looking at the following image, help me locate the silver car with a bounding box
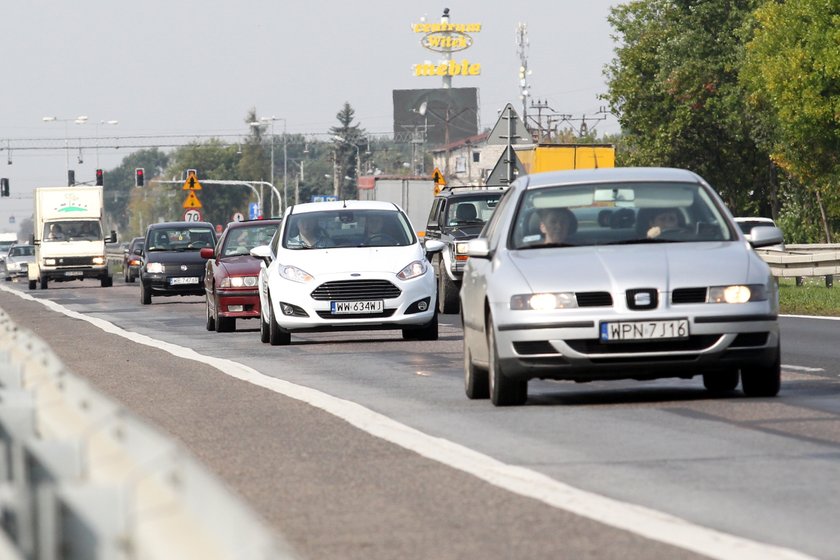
[2,244,35,281]
[461,167,785,406]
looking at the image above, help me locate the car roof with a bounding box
[734,217,775,224]
[287,200,401,215]
[521,167,705,189]
[224,218,282,229]
[436,186,508,199]
[147,221,214,230]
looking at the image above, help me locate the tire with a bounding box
[205,294,216,331]
[741,345,781,397]
[123,267,129,283]
[416,310,439,341]
[259,305,270,343]
[464,343,489,399]
[438,265,460,315]
[140,281,152,305]
[39,274,48,290]
[703,369,740,393]
[487,315,527,406]
[28,279,36,290]
[268,299,291,346]
[101,275,113,288]
[127,271,135,283]
[215,298,235,333]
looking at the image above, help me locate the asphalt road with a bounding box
[1,277,838,560]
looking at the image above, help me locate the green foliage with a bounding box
[604,0,778,214]
[741,0,840,181]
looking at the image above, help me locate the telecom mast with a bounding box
[516,22,531,127]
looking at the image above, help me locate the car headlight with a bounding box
[93,256,105,265]
[279,264,313,283]
[454,241,470,262]
[708,284,767,303]
[146,262,164,273]
[45,258,56,266]
[510,292,578,310]
[397,260,427,280]
[220,275,258,288]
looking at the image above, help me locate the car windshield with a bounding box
[445,195,501,227]
[510,181,734,249]
[221,224,280,256]
[147,227,214,251]
[9,245,34,257]
[43,220,102,242]
[283,210,415,249]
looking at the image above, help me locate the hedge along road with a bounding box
[0,281,831,560]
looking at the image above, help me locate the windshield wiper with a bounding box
[519,242,577,250]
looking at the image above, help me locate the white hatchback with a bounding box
[251,200,444,345]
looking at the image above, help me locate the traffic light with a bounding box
[68,169,75,186]
[0,178,8,197]
[95,169,104,186]
[135,168,145,187]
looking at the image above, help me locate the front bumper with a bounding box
[269,273,436,332]
[143,272,205,296]
[490,302,780,382]
[217,289,261,318]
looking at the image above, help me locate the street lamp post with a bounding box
[42,115,88,177]
[251,116,287,216]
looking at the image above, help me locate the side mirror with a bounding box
[467,238,491,259]
[250,244,272,265]
[105,230,118,244]
[749,226,784,249]
[199,247,215,259]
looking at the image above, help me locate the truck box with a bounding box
[515,143,616,173]
[28,186,117,289]
[357,176,436,235]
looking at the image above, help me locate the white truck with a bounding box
[28,186,117,290]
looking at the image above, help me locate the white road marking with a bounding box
[782,364,825,373]
[1,285,816,560]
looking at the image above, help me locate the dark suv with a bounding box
[424,186,505,313]
[139,221,217,305]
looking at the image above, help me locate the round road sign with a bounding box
[184,209,202,222]
[233,212,244,222]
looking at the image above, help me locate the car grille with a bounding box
[575,291,613,307]
[315,309,396,319]
[54,256,96,266]
[565,335,721,354]
[311,280,402,301]
[672,287,708,304]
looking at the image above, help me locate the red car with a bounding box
[201,219,281,332]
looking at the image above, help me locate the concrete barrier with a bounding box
[0,309,297,560]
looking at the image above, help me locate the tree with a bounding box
[603,0,776,214]
[329,102,367,200]
[741,0,840,241]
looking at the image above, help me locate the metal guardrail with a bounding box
[0,308,297,560]
[756,244,840,287]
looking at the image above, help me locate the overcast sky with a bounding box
[0,0,624,233]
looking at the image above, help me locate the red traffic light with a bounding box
[95,169,104,186]
[135,168,145,187]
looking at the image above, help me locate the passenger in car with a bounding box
[538,207,577,245]
[640,208,685,239]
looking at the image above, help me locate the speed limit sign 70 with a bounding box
[184,209,202,222]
